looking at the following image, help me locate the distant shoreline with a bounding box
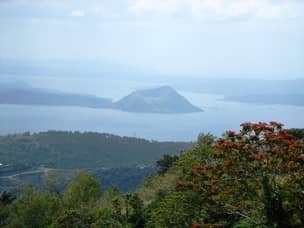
[222,94,304,107]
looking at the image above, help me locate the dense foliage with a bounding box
[1,123,303,227]
[1,171,146,227]
[156,154,179,174]
[180,122,304,227]
[139,122,304,227]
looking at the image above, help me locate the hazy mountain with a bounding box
[0,84,112,109]
[114,86,202,113]
[2,60,303,97]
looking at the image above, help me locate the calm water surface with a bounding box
[1,92,303,141]
[1,75,303,141]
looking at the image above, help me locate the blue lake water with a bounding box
[1,75,303,141]
[1,92,303,141]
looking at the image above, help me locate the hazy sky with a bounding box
[0,0,304,79]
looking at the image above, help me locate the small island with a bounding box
[114,86,202,113]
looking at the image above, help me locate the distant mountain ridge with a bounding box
[0,84,202,113]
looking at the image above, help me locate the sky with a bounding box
[0,0,304,79]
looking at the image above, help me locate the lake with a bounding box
[1,75,303,141]
[1,91,303,141]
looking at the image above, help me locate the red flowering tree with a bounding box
[182,122,304,227]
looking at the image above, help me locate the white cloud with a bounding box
[129,0,301,20]
[70,10,86,17]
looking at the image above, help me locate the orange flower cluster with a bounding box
[215,140,240,149]
[176,180,190,188]
[214,122,304,170]
[269,121,284,128]
[224,159,232,167]
[251,151,266,163]
[266,130,294,142]
[192,164,217,172]
[178,122,304,226]
[271,147,283,155]
[226,130,237,137]
[240,121,284,134]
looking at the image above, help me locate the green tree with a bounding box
[183,122,304,227]
[0,191,15,205]
[197,133,216,146]
[50,208,94,228]
[157,154,179,175]
[125,193,145,228]
[0,191,15,227]
[64,171,101,208]
[288,128,304,141]
[91,207,124,228]
[146,191,201,228]
[8,187,59,228]
[43,170,64,197]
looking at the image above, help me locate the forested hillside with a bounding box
[0,131,193,192]
[1,123,303,227]
[0,131,192,168]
